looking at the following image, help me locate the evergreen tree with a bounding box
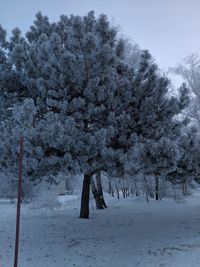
[0,12,133,218]
[167,126,200,193]
[121,52,190,198]
[0,12,190,217]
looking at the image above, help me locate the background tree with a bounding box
[167,126,200,193]
[172,54,200,126]
[116,51,190,199]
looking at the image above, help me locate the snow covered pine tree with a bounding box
[0,12,135,218]
[0,12,190,217]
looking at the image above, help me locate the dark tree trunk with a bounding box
[96,173,107,208]
[143,175,149,203]
[79,173,91,218]
[182,183,189,195]
[133,178,140,196]
[155,176,159,200]
[108,177,115,197]
[108,177,112,195]
[90,176,104,209]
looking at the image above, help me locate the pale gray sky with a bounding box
[0,0,200,70]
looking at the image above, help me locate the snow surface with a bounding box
[1,192,200,267]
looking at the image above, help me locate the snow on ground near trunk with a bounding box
[1,192,200,267]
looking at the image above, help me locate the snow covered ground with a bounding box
[1,191,200,267]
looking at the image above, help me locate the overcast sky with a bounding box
[0,0,199,71]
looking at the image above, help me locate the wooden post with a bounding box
[14,137,23,267]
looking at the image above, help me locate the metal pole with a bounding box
[14,137,23,267]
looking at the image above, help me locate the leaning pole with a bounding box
[14,137,23,267]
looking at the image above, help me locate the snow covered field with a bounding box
[1,192,200,267]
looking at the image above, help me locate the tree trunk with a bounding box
[133,178,140,196]
[90,176,104,209]
[96,173,107,208]
[182,183,189,195]
[108,177,112,195]
[143,175,149,203]
[114,179,120,199]
[120,179,126,198]
[108,177,115,197]
[79,173,91,218]
[155,176,159,200]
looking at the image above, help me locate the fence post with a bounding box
[14,137,23,267]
